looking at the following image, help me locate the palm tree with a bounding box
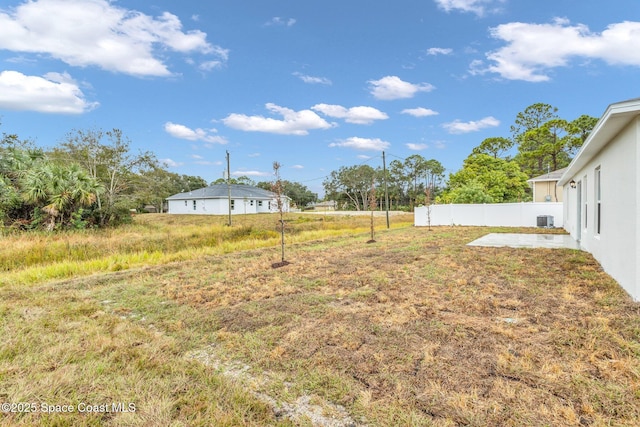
[20,160,103,229]
[2,145,103,229]
[43,163,103,228]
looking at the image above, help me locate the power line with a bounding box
[297,154,382,184]
[386,152,407,162]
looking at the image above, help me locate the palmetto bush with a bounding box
[1,147,103,230]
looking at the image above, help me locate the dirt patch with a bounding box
[186,344,362,427]
[271,260,292,269]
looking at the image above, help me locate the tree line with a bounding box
[438,103,597,204]
[323,103,599,209]
[1,102,599,229]
[1,125,320,230]
[322,155,445,211]
[1,127,207,230]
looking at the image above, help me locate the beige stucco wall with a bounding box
[532,181,563,202]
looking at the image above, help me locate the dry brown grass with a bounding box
[1,221,639,426]
[0,213,413,286]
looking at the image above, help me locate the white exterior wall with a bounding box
[563,118,639,300]
[167,197,288,215]
[414,203,563,227]
[167,199,196,214]
[234,198,258,215]
[167,198,255,215]
[256,199,271,213]
[167,198,228,215]
[267,197,291,213]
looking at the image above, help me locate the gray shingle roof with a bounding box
[166,184,279,200]
[527,167,568,183]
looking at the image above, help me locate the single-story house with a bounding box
[558,97,640,301]
[166,184,290,215]
[528,167,567,202]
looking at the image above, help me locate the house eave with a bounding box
[558,98,640,186]
[166,195,274,201]
[527,178,561,183]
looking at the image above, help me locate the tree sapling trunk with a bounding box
[425,186,433,231]
[271,161,290,268]
[367,180,376,243]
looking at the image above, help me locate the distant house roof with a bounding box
[527,167,567,183]
[166,184,283,201]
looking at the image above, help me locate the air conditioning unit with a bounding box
[537,215,554,228]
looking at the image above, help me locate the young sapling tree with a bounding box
[367,180,376,243]
[424,186,433,231]
[271,161,289,268]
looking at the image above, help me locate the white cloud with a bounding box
[194,160,222,166]
[357,155,371,160]
[161,158,183,168]
[6,55,36,64]
[232,170,271,177]
[291,165,304,169]
[164,122,227,144]
[407,143,429,150]
[401,107,439,117]
[199,61,225,71]
[312,104,388,125]
[0,70,97,114]
[0,0,226,77]
[329,137,390,151]
[265,17,296,27]
[434,140,447,149]
[293,72,332,85]
[434,0,504,17]
[426,47,453,56]
[443,116,500,134]
[473,19,640,82]
[248,153,261,158]
[368,76,434,100]
[222,103,333,135]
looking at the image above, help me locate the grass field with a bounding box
[1,213,639,426]
[0,213,411,286]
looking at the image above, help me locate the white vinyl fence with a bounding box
[414,202,563,228]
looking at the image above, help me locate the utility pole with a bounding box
[382,151,390,229]
[226,150,232,226]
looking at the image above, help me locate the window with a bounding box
[595,166,601,234]
[258,200,263,207]
[193,200,197,211]
[231,200,235,210]
[184,201,187,206]
[250,200,254,206]
[583,175,588,229]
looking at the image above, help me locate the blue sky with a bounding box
[1,0,640,195]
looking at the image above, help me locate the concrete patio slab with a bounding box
[467,233,581,250]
